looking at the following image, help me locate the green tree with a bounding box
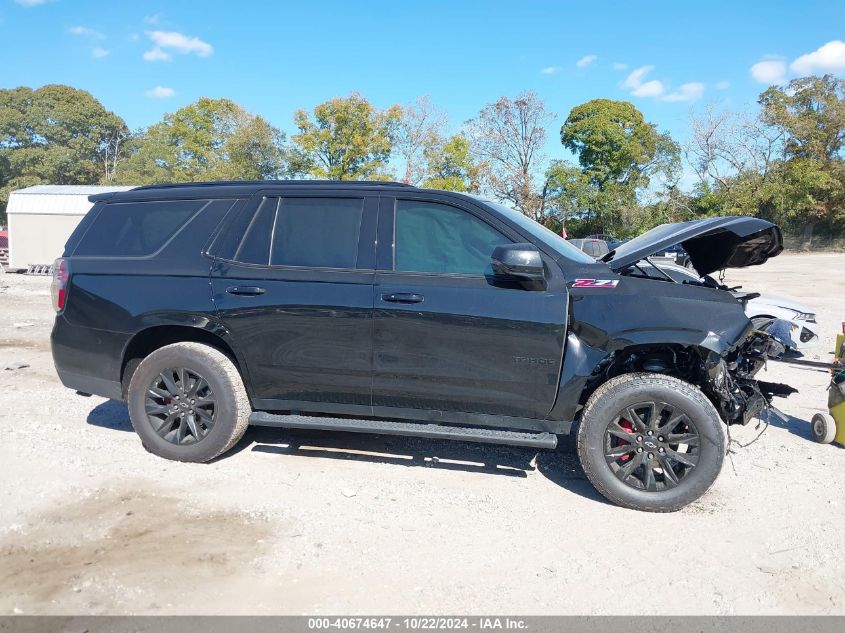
[115,97,286,184]
[557,99,680,235]
[758,75,845,240]
[542,161,594,234]
[0,84,128,220]
[290,93,401,180]
[422,135,485,192]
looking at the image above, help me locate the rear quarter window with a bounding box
[74,199,208,257]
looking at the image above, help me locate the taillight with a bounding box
[51,258,69,312]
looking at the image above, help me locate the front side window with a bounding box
[394,200,511,275]
[224,196,364,269]
[74,199,207,257]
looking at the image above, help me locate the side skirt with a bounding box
[249,412,559,449]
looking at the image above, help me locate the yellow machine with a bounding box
[812,332,845,445]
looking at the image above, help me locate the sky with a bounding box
[2,0,845,186]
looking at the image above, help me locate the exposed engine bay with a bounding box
[705,319,798,425]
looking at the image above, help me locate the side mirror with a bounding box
[491,243,545,283]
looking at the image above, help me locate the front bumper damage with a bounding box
[704,319,798,425]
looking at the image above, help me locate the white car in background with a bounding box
[634,261,819,351]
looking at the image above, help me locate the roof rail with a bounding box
[131,180,414,191]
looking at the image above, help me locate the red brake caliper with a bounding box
[617,419,635,462]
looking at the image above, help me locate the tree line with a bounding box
[1,77,844,242]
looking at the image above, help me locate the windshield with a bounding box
[472,197,596,264]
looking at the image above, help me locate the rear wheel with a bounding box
[577,373,725,512]
[127,342,251,462]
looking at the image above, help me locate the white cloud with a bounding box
[575,54,597,68]
[15,0,50,6]
[750,58,787,84]
[716,80,731,90]
[145,85,175,98]
[612,62,628,70]
[91,47,109,58]
[662,82,704,102]
[68,25,104,39]
[540,66,561,74]
[143,13,162,25]
[146,30,213,57]
[633,80,665,97]
[790,40,845,75]
[143,46,171,62]
[622,65,665,97]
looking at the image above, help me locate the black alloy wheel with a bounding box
[604,401,701,492]
[145,367,216,445]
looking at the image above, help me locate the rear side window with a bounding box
[220,196,364,268]
[394,200,510,275]
[74,200,206,257]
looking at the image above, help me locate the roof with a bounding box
[132,179,414,191]
[89,179,427,203]
[11,185,136,196]
[7,185,136,216]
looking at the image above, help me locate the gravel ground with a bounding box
[0,252,843,616]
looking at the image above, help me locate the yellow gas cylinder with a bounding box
[832,332,845,444]
[833,401,845,445]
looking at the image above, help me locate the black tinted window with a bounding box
[270,198,363,268]
[75,200,206,257]
[394,200,510,275]
[233,197,276,264]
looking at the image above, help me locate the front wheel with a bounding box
[127,342,251,463]
[577,373,725,512]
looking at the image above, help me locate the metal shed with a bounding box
[5,185,134,270]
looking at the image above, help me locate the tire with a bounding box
[576,373,725,512]
[127,342,251,463]
[811,412,836,444]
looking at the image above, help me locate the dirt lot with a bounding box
[0,252,843,616]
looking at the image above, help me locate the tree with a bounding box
[543,160,593,234]
[758,75,845,240]
[395,96,446,185]
[558,99,680,235]
[422,135,486,192]
[290,93,401,180]
[114,98,286,184]
[0,84,129,219]
[686,106,782,195]
[467,92,553,220]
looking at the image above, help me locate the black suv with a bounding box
[51,181,790,511]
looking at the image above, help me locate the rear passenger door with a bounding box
[209,191,377,413]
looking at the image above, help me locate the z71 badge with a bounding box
[572,278,619,289]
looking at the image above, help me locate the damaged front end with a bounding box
[704,318,798,425]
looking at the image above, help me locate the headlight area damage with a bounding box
[703,319,798,426]
[581,214,799,428]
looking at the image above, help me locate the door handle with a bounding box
[226,286,266,297]
[382,292,424,304]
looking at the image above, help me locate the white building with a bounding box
[6,185,134,270]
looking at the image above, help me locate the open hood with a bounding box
[603,216,783,276]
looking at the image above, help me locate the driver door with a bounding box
[371,194,568,421]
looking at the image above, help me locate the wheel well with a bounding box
[750,314,775,322]
[579,344,708,407]
[121,326,241,397]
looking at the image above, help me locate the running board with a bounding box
[249,412,558,449]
